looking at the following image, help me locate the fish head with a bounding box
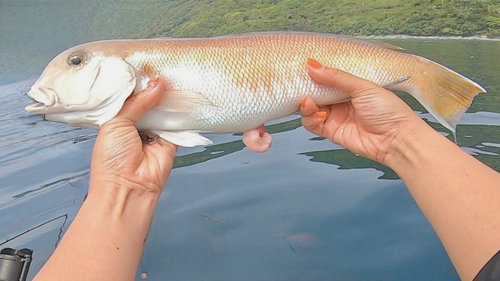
[25,42,139,128]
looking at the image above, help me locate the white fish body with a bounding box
[25,32,486,147]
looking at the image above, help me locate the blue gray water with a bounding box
[1,1,499,280]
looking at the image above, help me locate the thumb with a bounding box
[306,58,379,99]
[116,78,165,125]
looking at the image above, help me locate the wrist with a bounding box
[89,172,163,196]
[85,178,161,227]
[88,177,161,203]
[86,175,162,218]
[384,121,447,175]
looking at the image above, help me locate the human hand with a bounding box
[90,78,178,194]
[300,59,429,165]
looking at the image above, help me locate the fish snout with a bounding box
[24,87,58,113]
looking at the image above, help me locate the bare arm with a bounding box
[387,124,500,281]
[34,79,178,281]
[34,184,160,281]
[300,59,500,281]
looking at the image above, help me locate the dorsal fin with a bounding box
[204,32,408,51]
[328,34,406,51]
[360,39,406,51]
[149,32,407,51]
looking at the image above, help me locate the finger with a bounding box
[152,138,178,171]
[299,97,319,117]
[301,106,330,137]
[307,58,379,99]
[117,78,166,125]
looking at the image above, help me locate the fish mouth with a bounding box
[25,87,58,113]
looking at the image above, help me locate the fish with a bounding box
[25,32,486,148]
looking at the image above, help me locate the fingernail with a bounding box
[300,98,307,108]
[316,111,327,118]
[307,58,323,69]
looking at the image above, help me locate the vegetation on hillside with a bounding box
[2,0,499,84]
[136,0,500,39]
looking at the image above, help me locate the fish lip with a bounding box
[24,87,58,113]
[25,102,47,113]
[24,92,45,112]
[24,92,37,103]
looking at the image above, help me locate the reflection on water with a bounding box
[175,139,245,168]
[1,4,500,279]
[303,149,399,180]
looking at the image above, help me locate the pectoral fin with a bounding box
[153,130,213,147]
[159,90,217,112]
[137,90,216,147]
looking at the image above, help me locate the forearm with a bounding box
[34,183,160,281]
[387,125,500,281]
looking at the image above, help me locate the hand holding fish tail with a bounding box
[90,78,178,193]
[300,58,426,165]
[301,59,500,281]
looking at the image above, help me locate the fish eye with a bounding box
[67,52,87,66]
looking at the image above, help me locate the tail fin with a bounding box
[393,58,486,138]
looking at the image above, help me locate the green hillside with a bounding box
[139,0,500,38]
[1,0,499,84]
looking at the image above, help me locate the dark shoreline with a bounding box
[360,35,500,41]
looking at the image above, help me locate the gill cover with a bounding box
[81,56,137,126]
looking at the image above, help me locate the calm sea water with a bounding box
[1,1,499,280]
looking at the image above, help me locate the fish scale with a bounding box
[127,34,404,132]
